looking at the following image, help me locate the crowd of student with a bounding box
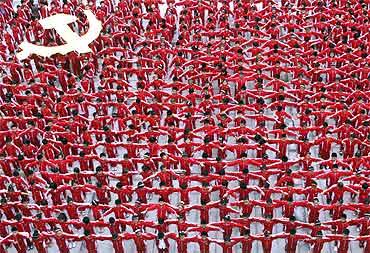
[1,0,370,252]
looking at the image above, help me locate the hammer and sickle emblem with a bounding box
[16,10,102,60]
